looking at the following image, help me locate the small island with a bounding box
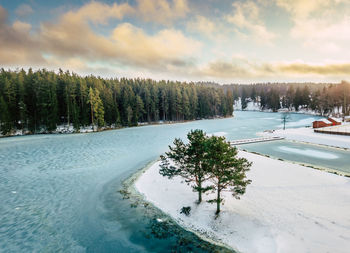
[135,130,350,253]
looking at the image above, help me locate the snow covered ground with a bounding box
[135,151,350,253]
[315,124,350,135]
[259,127,350,149]
[234,99,261,111]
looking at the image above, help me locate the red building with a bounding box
[313,118,341,128]
[328,118,341,126]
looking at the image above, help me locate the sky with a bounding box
[0,0,349,83]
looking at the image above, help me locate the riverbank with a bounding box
[119,161,233,252]
[135,151,350,253]
[0,115,232,139]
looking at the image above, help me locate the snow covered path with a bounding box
[135,151,350,253]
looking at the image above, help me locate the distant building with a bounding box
[328,118,342,126]
[312,119,333,128]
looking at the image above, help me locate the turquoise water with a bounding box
[1,111,347,252]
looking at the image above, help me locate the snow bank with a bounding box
[234,98,261,111]
[260,127,350,149]
[316,124,350,135]
[135,152,350,253]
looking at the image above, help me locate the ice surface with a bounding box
[278,117,318,128]
[0,111,343,252]
[278,146,339,159]
[207,131,227,137]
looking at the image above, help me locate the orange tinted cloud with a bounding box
[198,59,350,80]
[0,2,198,72]
[0,6,45,65]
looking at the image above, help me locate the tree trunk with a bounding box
[216,187,221,214]
[198,178,202,204]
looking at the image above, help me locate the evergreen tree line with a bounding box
[0,69,234,135]
[225,81,350,115]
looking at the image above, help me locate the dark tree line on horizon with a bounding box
[0,69,234,135]
[224,81,350,115]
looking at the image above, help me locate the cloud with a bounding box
[60,1,133,25]
[0,2,199,72]
[226,1,276,45]
[0,5,7,24]
[277,62,350,75]
[15,4,33,17]
[197,58,350,80]
[111,23,200,67]
[187,15,216,37]
[2,1,349,83]
[136,0,189,24]
[39,1,199,69]
[40,0,188,27]
[275,0,328,19]
[199,60,251,78]
[275,0,350,52]
[274,0,348,19]
[0,6,45,65]
[291,18,350,53]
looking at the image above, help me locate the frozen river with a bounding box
[241,140,350,174]
[1,111,349,252]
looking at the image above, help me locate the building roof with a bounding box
[329,117,342,123]
[314,119,332,124]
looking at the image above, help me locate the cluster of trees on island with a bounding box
[160,130,251,215]
[225,81,350,115]
[0,69,234,135]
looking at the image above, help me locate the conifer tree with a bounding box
[160,129,212,203]
[134,95,145,124]
[241,87,248,110]
[0,96,11,135]
[126,106,133,126]
[88,87,95,128]
[94,89,105,127]
[88,87,105,129]
[206,136,252,215]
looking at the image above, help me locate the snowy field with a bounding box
[260,127,350,149]
[135,151,350,253]
[315,124,350,135]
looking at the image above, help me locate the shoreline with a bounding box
[134,151,350,253]
[0,115,233,139]
[120,160,235,252]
